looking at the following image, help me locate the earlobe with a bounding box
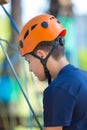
[36,50,47,59]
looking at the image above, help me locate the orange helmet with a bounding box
[18,14,66,56]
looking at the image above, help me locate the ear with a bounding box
[36,49,48,59]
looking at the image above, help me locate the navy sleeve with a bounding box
[43,86,76,127]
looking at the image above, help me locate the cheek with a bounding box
[30,61,46,80]
[38,66,47,81]
[35,62,44,74]
[29,60,41,72]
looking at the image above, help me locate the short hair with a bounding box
[33,36,65,60]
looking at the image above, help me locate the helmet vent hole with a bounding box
[24,30,29,39]
[31,24,37,31]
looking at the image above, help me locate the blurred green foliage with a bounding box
[79,49,87,70]
[0,16,11,62]
[0,16,11,40]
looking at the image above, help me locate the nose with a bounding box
[29,65,32,72]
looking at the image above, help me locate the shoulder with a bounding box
[44,64,87,99]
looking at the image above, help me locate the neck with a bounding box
[47,56,69,79]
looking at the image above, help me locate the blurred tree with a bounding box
[0,1,22,129]
[11,0,22,44]
[57,0,73,16]
[7,0,22,74]
[49,0,60,17]
[49,0,73,17]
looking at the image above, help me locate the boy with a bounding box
[18,14,87,130]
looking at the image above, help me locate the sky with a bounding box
[22,0,87,23]
[72,0,87,15]
[0,0,87,23]
[21,0,49,24]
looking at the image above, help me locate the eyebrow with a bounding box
[25,56,30,62]
[25,57,27,61]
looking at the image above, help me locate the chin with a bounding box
[38,76,46,81]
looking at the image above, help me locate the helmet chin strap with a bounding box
[30,52,51,85]
[30,40,60,85]
[40,57,51,85]
[30,36,64,84]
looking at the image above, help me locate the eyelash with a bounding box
[27,61,30,64]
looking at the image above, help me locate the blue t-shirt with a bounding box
[43,64,87,130]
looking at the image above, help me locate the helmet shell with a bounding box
[18,14,66,56]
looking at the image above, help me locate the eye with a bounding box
[28,61,30,64]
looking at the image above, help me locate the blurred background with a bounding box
[0,0,87,130]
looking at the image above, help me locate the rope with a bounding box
[1,5,43,130]
[1,5,19,34]
[0,41,43,130]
